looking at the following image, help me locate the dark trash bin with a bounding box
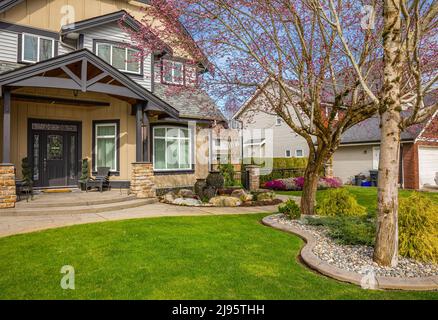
[354,175,364,186]
[370,170,379,187]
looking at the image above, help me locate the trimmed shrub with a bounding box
[219,163,236,187]
[399,193,438,263]
[279,199,301,220]
[306,215,375,246]
[316,188,366,217]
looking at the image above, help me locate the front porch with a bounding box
[0,50,179,208]
[1,189,157,216]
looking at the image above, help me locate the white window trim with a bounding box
[153,126,192,172]
[295,149,304,158]
[285,150,292,158]
[22,33,55,63]
[96,42,141,75]
[95,123,118,172]
[162,60,185,85]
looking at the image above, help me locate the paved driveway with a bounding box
[0,201,283,238]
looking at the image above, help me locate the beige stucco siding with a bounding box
[333,145,375,183]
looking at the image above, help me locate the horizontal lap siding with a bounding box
[82,23,152,91]
[0,30,18,62]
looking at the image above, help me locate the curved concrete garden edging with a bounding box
[262,215,438,291]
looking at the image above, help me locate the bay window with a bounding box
[153,127,192,171]
[96,42,141,74]
[94,122,118,172]
[22,34,54,63]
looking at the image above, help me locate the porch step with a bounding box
[1,198,158,217]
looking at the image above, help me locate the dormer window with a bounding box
[22,34,54,63]
[96,42,141,75]
[163,60,184,85]
[162,59,198,86]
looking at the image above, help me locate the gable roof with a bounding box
[0,49,179,118]
[0,0,24,13]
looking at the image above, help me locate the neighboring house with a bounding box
[232,81,309,161]
[0,0,225,201]
[333,112,438,189]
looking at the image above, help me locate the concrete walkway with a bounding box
[0,200,282,238]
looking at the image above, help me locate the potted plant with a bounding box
[79,158,90,191]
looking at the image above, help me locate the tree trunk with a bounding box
[301,152,325,215]
[373,0,402,267]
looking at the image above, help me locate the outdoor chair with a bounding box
[86,167,111,193]
[15,179,33,202]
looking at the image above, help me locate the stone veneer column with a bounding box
[0,164,17,209]
[246,165,261,191]
[130,162,156,198]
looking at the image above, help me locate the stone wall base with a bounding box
[0,164,17,209]
[130,163,156,198]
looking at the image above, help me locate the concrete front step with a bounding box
[1,198,158,217]
[17,195,139,208]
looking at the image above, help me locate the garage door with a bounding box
[419,147,438,187]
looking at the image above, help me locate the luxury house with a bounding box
[0,0,226,209]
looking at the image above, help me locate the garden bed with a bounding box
[160,188,283,207]
[272,214,438,278]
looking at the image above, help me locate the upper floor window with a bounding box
[96,42,141,74]
[22,34,54,63]
[295,149,304,158]
[163,60,184,85]
[162,59,198,86]
[276,116,282,126]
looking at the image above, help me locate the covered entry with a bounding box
[0,49,179,188]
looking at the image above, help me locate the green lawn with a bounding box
[278,186,438,213]
[0,213,437,299]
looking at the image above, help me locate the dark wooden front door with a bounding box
[29,120,81,188]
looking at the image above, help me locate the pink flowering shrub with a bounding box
[264,177,343,191]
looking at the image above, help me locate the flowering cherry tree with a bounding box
[126,1,437,266]
[125,0,386,217]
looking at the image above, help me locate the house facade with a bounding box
[0,0,226,208]
[232,81,309,161]
[333,113,438,189]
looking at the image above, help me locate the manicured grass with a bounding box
[277,186,438,214]
[0,214,437,299]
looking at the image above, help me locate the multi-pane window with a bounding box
[162,60,184,85]
[95,123,117,171]
[295,149,304,158]
[96,42,141,74]
[153,127,191,171]
[22,34,54,63]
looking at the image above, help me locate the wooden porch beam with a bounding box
[135,102,143,162]
[60,66,82,87]
[81,59,87,92]
[142,104,150,163]
[2,87,11,163]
